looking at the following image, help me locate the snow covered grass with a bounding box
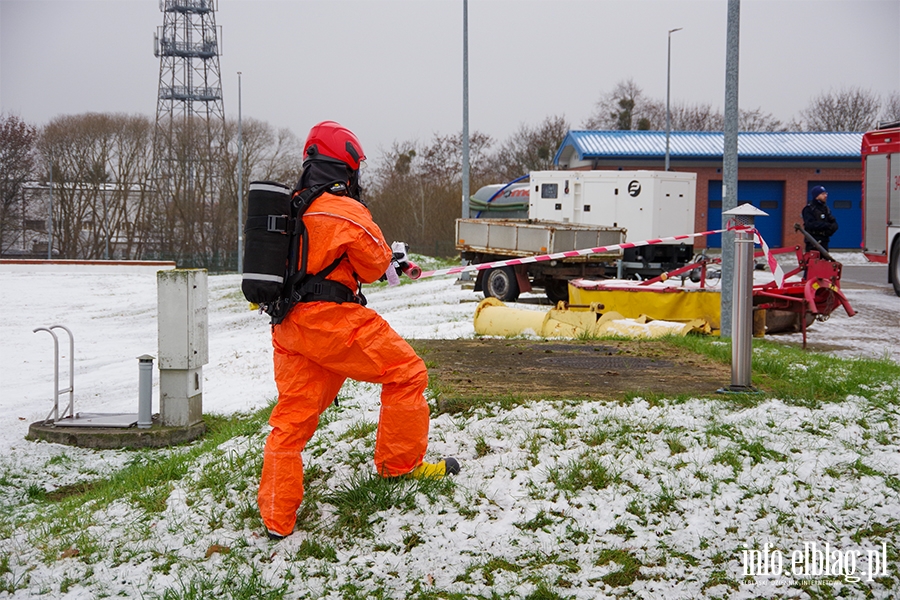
[0,263,899,599]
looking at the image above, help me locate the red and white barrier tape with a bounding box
[414,224,785,288]
[750,228,786,288]
[416,229,724,279]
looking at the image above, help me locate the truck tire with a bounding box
[544,279,569,304]
[484,267,520,302]
[891,239,900,297]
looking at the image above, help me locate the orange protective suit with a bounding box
[257,191,430,537]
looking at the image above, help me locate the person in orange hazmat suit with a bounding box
[257,121,459,540]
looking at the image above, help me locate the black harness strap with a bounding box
[293,254,365,305]
[244,214,291,234]
[268,182,370,324]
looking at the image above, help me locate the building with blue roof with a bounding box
[553,131,864,249]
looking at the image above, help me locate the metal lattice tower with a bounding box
[152,0,225,266]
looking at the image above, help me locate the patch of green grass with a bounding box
[608,522,634,540]
[582,425,610,447]
[480,557,521,586]
[14,405,275,552]
[848,458,882,478]
[25,484,46,502]
[294,538,337,562]
[193,444,262,503]
[651,484,679,515]
[664,434,688,455]
[515,510,558,533]
[547,453,619,495]
[850,520,899,545]
[701,568,740,593]
[546,420,572,446]
[668,335,900,406]
[433,393,529,416]
[712,448,743,474]
[402,532,423,553]
[473,436,491,458]
[524,578,571,600]
[339,420,378,442]
[565,523,590,544]
[152,559,290,600]
[595,548,642,587]
[736,437,787,465]
[626,499,648,527]
[624,390,700,406]
[324,470,453,536]
[45,454,73,467]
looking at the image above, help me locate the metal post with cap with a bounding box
[665,27,682,172]
[137,355,155,429]
[720,204,767,393]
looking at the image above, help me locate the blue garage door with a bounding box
[706,181,784,248]
[807,181,861,250]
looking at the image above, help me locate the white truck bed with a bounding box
[456,218,626,258]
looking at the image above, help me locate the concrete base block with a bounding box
[26,416,206,449]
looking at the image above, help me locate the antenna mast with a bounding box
[152,0,225,267]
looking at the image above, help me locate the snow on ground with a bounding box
[0,260,898,599]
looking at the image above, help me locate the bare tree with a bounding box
[149,115,228,267]
[217,117,304,269]
[34,114,156,260]
[799,87,881,132]
[644,101,723,131]
[738,108,785,132]
[368,131,495,256]
[222,117,303,193]
[491,115,570,181]
[0,114,37,253]
[39,114,102,258]
[880,91,900,126]
[585,81,784,133]
[583,79,663,130]
[108,114,155,259]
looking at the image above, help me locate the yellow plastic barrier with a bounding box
[568,282,722,330]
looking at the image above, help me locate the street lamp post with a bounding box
[461,0,470,221]
[665,27,682,172]
[48,153,53,260]
[237,71,243,274]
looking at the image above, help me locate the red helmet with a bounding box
[303,121,366,170]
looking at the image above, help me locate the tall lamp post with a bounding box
[665,27,682,172]
[48,153,53,260]
[237,71,243,274]
[461,0,470,221]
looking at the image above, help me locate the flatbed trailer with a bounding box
[457,170,698,302]
[456,218,630,302]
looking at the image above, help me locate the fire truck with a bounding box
[861,122,900,296]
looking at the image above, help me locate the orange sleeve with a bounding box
[342,203,393,283]
[303,194,392,287]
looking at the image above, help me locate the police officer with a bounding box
[801,185,838,252]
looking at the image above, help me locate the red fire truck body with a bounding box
[861,124,900,296]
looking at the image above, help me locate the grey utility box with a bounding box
[157,269,208,427]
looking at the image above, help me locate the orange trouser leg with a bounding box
[258,348,344,537]
[272,303,430,475]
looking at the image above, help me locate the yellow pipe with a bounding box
[473,297,548,337]
[473,298,710,339]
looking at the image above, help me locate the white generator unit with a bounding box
[528,170,696,242]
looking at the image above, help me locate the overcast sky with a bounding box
[1,0,898,162]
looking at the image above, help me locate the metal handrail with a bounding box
[33,325,74,423]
